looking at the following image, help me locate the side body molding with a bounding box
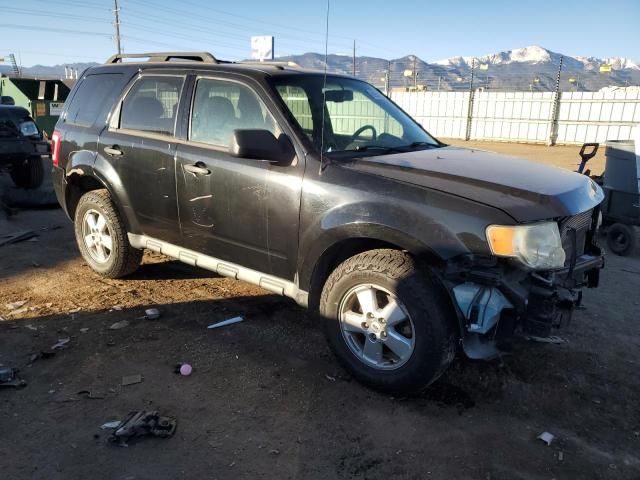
[128,234,310,307]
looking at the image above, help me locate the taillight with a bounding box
[51,130,62,166]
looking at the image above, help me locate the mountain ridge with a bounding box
[2,45,638,91]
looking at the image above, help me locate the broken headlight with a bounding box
[486,222,566,270]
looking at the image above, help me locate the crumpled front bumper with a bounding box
[519,249,604,336]
[445,242,605,349]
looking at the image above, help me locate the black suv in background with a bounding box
[0,103,48,188]
[52,52,605,392]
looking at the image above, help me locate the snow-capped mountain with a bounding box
[434,45,640,71]
[576,56,640,71]
[3,46,638,92]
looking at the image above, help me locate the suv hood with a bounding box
[344,146,604,222]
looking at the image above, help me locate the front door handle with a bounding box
[104,145,123,157]
[184,163,211,176]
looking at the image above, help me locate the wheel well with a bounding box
[307,238,460,334]
[307,238,405,313]
[66,175,106,220]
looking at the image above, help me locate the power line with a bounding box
[119,9,350,59]
[128,0,355,44]
[29,0,110,11]
[122,0,355,52]
[121,22,248,53]
[1,7,112,22]
[1,49,100,61]
[0,24,112,38]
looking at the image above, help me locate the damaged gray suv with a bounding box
[51,52,604,392]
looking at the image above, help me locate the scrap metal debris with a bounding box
[526,335,566,344]
[537,431,555,445]
[77,389,105,400]
[0,230,38,247]
[122,374,143,386]
[101,420,122,430]
[109,320,130,330]
[51,338,70,350]
[108,410,177,446]
[144,308,161,320]
[207,316,243,329]
[6,300,28,310]
[0,367,26,388]
[28,350,56,365]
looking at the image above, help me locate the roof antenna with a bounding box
[318,0,330,175]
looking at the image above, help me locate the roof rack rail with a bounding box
[105,52,219,64]
[239,60,301,68]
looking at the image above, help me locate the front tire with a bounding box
[319,249,457,393]
[74,189,142,278]
[10,156,44,189]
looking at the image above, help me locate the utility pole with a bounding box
[464,58,476,141]
[113,0,122,55]
[548,55,563,146]
[413,56,417,88]
[385,61,390,94]
[352,40,356,76]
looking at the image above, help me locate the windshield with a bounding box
[19,120,40,137]
[271,75,439,157]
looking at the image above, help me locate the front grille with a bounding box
[559,209,594,265]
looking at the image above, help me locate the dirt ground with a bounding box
[1,142,639,480]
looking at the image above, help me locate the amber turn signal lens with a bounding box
[486,225,516,256]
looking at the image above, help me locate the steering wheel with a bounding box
[350,125,377,142]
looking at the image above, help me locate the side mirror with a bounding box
[230,129,294,166]
[1,96,15,105]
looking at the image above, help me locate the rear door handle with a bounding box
[104,145,123,157]
[184,163,211,176]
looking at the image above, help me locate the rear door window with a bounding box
[65,73,123,127]
[120,76,184,136]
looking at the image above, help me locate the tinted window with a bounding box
[190,78,276,147]
[65,73,123,127]
[120,76,184,135]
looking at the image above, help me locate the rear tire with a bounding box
[10,156,44,189]
[606,223,636,256]
[319,249,457,393]
[74,189,142,278]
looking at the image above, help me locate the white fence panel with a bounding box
[389,89,640,145]
[392,91,469,139]
[470,91,554,143]
[556,90,640,144]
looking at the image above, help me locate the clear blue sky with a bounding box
[1,0,639,67]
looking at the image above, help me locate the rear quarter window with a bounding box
[64,73,124,127]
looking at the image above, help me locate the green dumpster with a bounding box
[0,76,72,137]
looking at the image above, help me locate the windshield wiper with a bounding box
[402,141,439,149]
[354,145,397,153]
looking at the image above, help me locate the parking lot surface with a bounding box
[1,142,638,479]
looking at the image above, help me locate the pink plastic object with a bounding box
[179,364,192,376]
